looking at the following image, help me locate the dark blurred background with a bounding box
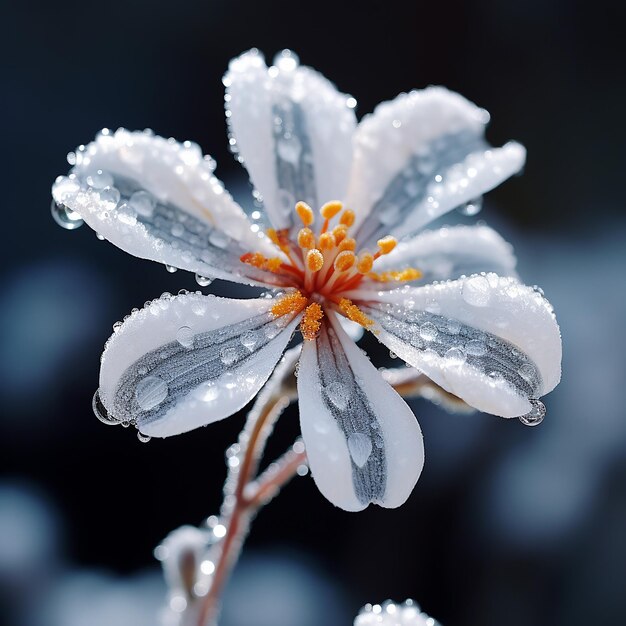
[1,1,626,625]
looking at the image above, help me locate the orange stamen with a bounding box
[297,227,315,249]
[270,291,308,318]
[338,298,373,328]
[334,250,356,272]
[339,209,355,227]
[306,249,324,272]
[295,201,314,226]
[300,302,324,340]
[367,268,422,282]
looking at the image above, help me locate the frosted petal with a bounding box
[225,49,356,233]
[345,87,526,246]
[298,312,423,511]
[98,293,300,437]
[371,224,517,288]
[52,129,286,287]
[352,274,561,417]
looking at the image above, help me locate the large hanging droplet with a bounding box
[519,399,546,426]
[51,199,84,230]
[92,389,118,425]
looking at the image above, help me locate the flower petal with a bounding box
[297,311,424,511]
[225,49,356,233]
[345,87,526,247]
[52,129,287,287]
[371,224,517,288]
[98,293,300,438]
[352,274,561,418]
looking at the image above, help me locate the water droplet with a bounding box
[462,275,491,307]
[419,322,438,341]
[326,381,349,410]
[466,339,487,357]
[458,197,483,216]
[273,49,299,72]
[240,330,261,352]
[165,264,178,273]
[100,186,120,210]
[195,274,213,287]
[219,346,239,366]
[176,326,194,348]
[347,433,373,468]
[92,390,118,425]
[129,190,156,218]
[96,232,105,241]
[86,169,114,189]
[518,363,536,382]
[277,135,302,165]
[208,229,229,249]
[171,223,184,237]
[389,350,398,359]
[50,199,84,230]
[112,321,122,332]
[135,376,168,411]
[445,347,466,365]
[137,431,151,443]
[519,399,545,426]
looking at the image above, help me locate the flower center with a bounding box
[240,201,421,339]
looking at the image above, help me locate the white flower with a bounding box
[355,600,439,626]
[52,49,561,512]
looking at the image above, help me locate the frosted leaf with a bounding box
[345,87,525,246]
[51,129,286,288]
[98,293,301,437]
[358,274,561,418]
[225,49,356,233]
[298,312,423,511]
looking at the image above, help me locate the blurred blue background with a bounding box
[1,1,625,625]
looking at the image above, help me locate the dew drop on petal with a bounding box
[519,399,546,426]
[347,433,373,468]
[135,376,168,411]
[51,199,84,230]
[86,169,114,189]
[465,339,487,356]
[208,230,229,249]
[195,274,213,287]
[176,326,194,348]
[220,346,239,366]
[326,381,349,410]
[240,330,261,352]
[457,196,483,216]
[462,275,491,307]
[518,363,536,382]
[100,186,121,210]
[128,190,156,219]
[419,322,438,341]
[137,431,152,443]
[165,264,178,273]
[445,347,466,365]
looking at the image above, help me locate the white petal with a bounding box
[52,129,286,287]
[371,224,517,287]
[345,87,526,246]
[225,49,356,232]
[297,312,424,511]
[98,293,300,437]
[353,274,561,418]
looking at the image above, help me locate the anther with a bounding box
[271,291,308,317]
[338,237,356,252]
[376,235,397,256]
[300,302,324,340]
[306,249,324,272]
[356,252,374,274]
[318,232,336,251]
[339,209,355,227]
[297,227,315,249]
[295,201,314,226]
[320,201,343,220]
[332,224,348,244]
[334,250,356,272]
[338,298,373,328]
[266,228,281,246]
